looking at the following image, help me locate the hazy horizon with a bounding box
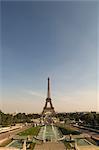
[1,1,99,113]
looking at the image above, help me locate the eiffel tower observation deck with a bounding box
[42,77,55,116]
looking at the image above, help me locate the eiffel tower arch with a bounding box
[42,78,55,116]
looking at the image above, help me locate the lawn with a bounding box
[18,126,40,136]
[58,126,81,135]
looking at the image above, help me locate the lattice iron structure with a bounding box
[42,78,55,116]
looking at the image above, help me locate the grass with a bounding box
[18,126,40,136]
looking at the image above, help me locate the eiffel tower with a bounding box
[42,78,55,115]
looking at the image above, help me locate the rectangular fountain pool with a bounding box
[7,140,23,149]
[75,138,92,146]
[37,125,63,141]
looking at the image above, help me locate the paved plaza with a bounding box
[34,141,66,150]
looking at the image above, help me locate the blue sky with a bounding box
[1,1,98,113]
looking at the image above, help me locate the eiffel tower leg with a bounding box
[50,100,53,108]
[44,101,47,108]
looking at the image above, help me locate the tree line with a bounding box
[56,112,99,127]
[0,110,40,127]
[0,110,99,127]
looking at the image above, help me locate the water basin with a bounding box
[75,138,92,146]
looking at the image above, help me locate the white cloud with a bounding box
[28,90,42,97]
[25,90,45,98]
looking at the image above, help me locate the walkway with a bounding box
[34,142,66,150]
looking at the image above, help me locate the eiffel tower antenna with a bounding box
[47,77,51,98]
[42,77,55,115]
